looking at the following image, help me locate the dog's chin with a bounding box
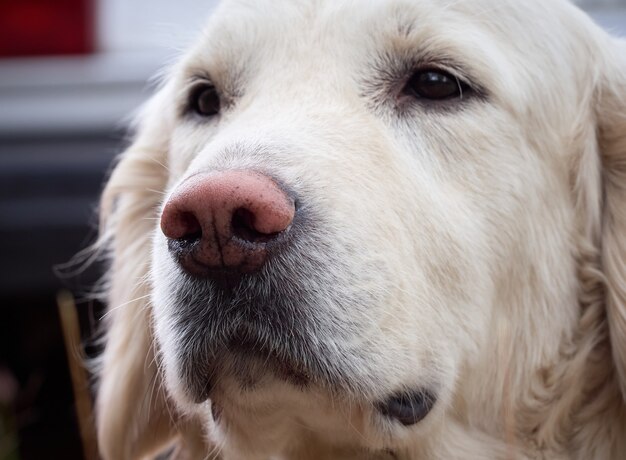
[183,334,315,404]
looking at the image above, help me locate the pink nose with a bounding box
[161,170,295,276]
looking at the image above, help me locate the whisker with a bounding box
[99,293,152,320]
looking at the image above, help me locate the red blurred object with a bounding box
[0,0,94,57]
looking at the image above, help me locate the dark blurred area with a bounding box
[0,0,216,455]
[0,2,113,458]
[0,1,148,458]
[0,132,113,460]
[0,0,623,459]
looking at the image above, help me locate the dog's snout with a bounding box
[160,170,295,276]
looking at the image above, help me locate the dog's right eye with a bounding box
[404,69,471,101]
[189,84,221,117]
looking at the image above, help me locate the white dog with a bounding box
[94,0,626,458]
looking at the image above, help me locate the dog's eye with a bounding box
[405,69,469,100]
[190,84,221,117]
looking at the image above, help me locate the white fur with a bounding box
[95,1,626,458]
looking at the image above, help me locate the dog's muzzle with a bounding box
[158,169,438,427]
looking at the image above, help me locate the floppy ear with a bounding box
[96,89,183,459]
[597,37,626,402]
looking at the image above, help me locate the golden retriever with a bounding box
[94,0,626,458]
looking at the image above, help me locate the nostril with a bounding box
[177,212,202,241]
[164,210,203,258]
[161,207,203,242]
[232,208,279,243]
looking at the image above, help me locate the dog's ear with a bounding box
[96,89,180,459]
[596,36,626,402]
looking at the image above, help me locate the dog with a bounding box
[94,0,626,458]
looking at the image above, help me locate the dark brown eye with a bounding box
[190,84,221,116]
[405,69,469,100]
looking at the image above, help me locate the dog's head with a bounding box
[95,1,626,458]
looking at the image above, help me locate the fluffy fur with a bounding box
[95,1,626,458]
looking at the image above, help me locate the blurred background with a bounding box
[0,0,624,459]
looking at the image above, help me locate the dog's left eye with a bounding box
[405,69,470,100]
[189,84,221,117]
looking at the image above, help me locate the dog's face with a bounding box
[97,0,626,458]
[152,0,585,447]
